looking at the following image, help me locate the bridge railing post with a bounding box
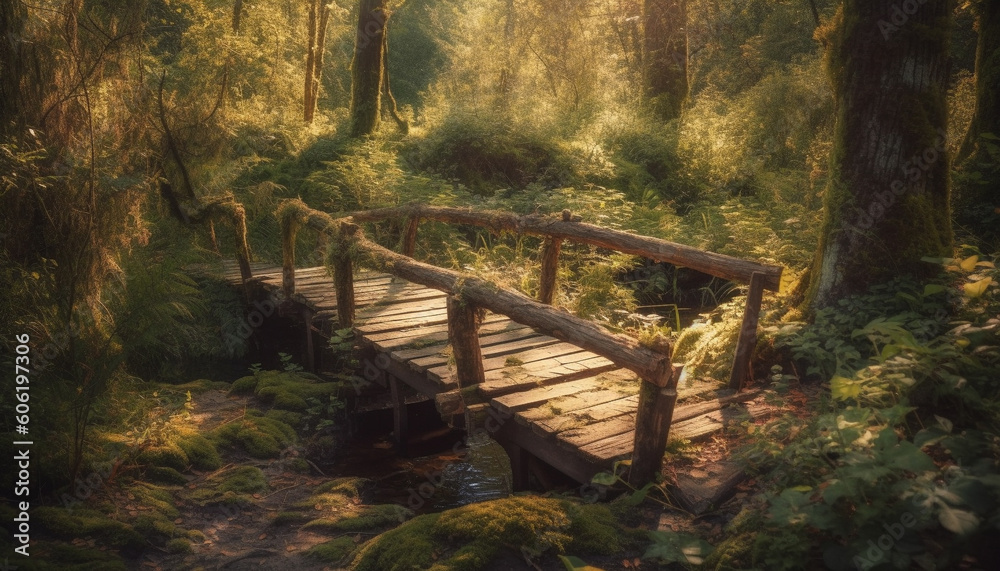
[402,215,420,258]
[628,361,678,487]
[728,271,766,390]
[446,295,486,388]
[333,222,357,328]
[281,217,299,298]
[538,236,562,305]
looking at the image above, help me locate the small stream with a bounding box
[330,410,514,514]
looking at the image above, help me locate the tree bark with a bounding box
[304,0,318,122]
[350,0,387,137]
[642,0,688,121]
[958,0,1000,164]
[953,0,999,242]
[806,0,953,310]
[380,25,409,134]
[304,1,331,123]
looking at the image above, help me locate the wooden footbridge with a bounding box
[213,202,782,488]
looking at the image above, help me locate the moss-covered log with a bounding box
[642,0,688,121]
[349,0,387,137]
[806,0,953,309]
[183,196,252,282]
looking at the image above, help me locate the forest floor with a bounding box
[127,377,795,570]
[23,368,801,571]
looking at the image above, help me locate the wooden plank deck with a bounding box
[210,261,770,484]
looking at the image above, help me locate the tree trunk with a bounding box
[0,0,32,136]
[806,0,953,310]
[958,0,1000,164]
[642,0,688,121]
[350,0,387,137]
[304,1,330,124]
[304,0,318,122]
[952,0,1000,244]
[380,23,408,134]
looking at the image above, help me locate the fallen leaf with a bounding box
[258,533,267,540]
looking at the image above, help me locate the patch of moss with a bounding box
[146,466,188,485]
[210,412,296,458]
[28,541,128,571]
[306,536,357,563]
[232,370,341,412]
[137,442,189,471]
[133,514,178,538]
[186,466,268,506]
[176,433,222,471]
[34,507,145,551]
[351,513,440,571]
[219,466,268,494]
[304,504,408,534]
[288,458,310,472]
[265,409,303,428]
[313,477,368,498]
[230,374,260,394]
[166,538,193,554]
[187,529,206,542]
[564,503,625,554]
[352,496,623,571]
[130,482,179,519]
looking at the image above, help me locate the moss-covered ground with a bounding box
[15,366,762,571]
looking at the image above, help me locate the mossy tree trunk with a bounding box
[304,0,331,123]
[350,0,387,137]
[953,0,1000,241]
[806,0,953,310]
[958,0,1000,163]
[642,0,687,121]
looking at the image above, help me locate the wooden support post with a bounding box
[281,218,298,298]
[446,295,486,387]
[629,366,677,487]
[728,271,766,391]
[538,236,562,305]
[402,215,420,258]
[333,224,356,328]
[236,251,252,283]
[302,307,316,372]
[389,374,408,453]
[500,441,530,491]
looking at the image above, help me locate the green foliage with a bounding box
[739,267,1000,570]
[405,111,581,195]
[644,530,715,567]
[306,536,357,563]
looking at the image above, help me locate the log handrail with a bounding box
[346,203,783,290]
